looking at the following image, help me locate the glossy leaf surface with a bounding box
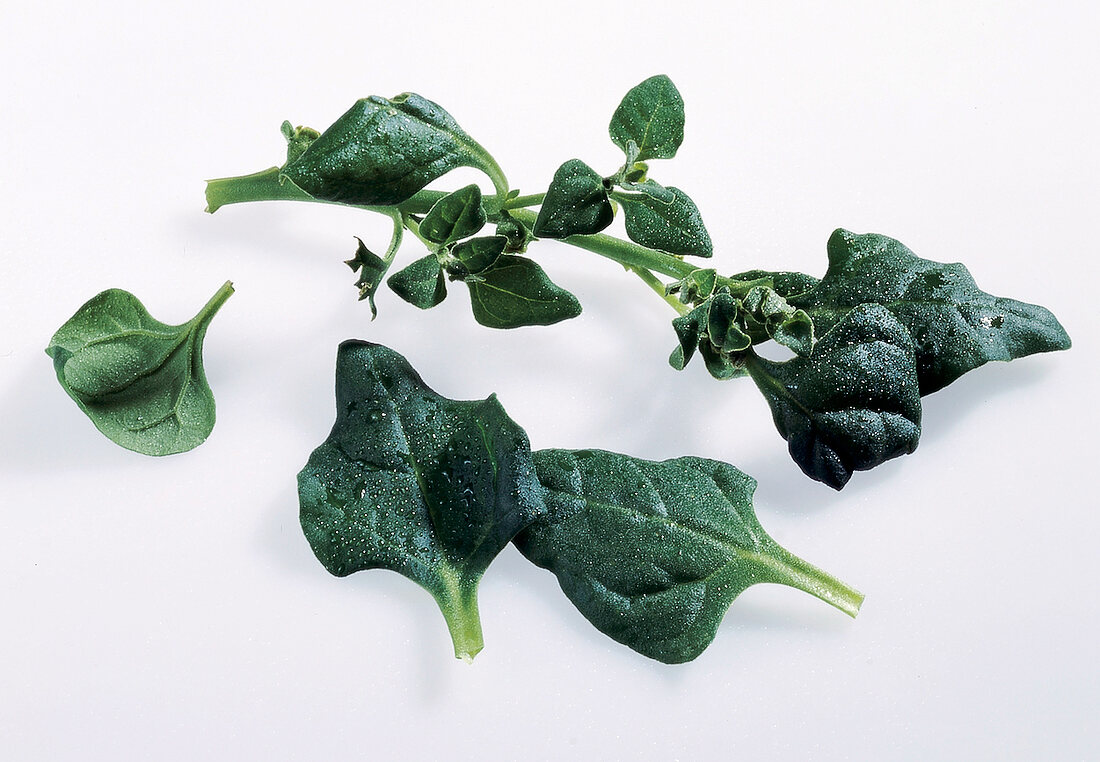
[466,255,582,329]
[46,282,233,456]
[621,186,712,258]
[298,341,545,661]
[387,254,447,309]
[748,304,922,489]
[608,74,685,161]
[791,229,1071,394]
[281,93,497,206]
[532,159,614,239]
[419,184,486,245]
[515,449,863,663]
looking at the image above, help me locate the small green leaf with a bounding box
[298,341,545,661]
[466,255,581,329]
[740,286,815,356]
[449,236,507,277]
[791,229,1072,394]
[532,159,614,239]
[282,93,501,206]
[45,282,234,456]
[494,210,534,253]
[608,74,685,162]
[667,268,718,304]
[419,184,486,245]
[281,120,321,166]
[707,292,752,353]
[346,237,389,318]
[669,301,708,370]
[387,254,447,309]
[515,449,863,663]
[747,304,922,489]
[621,186,712,258]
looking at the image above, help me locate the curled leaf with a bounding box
[46,282,233,456]
[747,304,922,489]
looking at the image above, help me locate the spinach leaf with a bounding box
[608,74,685,162]
[791,229,1072,394]
[387,254,448,309]
[419,184,486,246]
[46,282,233,456]
[747,304,922,489]
[466,255,582,329]
[281,93,503,206]
[515,449,863,663]
[298,341,545,661]
[620,186,712,258]
[532,159,614,239]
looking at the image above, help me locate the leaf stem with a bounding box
[433,570,485,662]
[629,266,691,315]
[503,192,546,209]
[758,542,864,619]
[191,280,236,327]
[504,208,696,279]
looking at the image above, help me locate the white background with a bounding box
[2,2,1097,760]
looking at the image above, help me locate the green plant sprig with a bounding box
[206,75,1070,489]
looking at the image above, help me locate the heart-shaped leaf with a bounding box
[298,341,545,661]
[515,449,863,663]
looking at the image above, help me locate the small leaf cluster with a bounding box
[533,75,712,261]
[387,184,581,328]
[299,341,863,663]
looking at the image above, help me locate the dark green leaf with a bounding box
[791,229,1072,394]
[449,236,506,277]
[515,449,863,664]
[45,282,233,456]
[494,210,534,253]
[707,292,752,353]
[608,75,685,162]
[346,237,389,318]
[621,186,712,258]
[669,302,707,370]
[281,92,498,206]
[466,255,582,329]
[747,304,922,489]
[532,159,614,239]
[299,341,545,661]
[387,254,447,309]
[419,184,486,245]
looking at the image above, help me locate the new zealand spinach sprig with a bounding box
[206,75,1070,488]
